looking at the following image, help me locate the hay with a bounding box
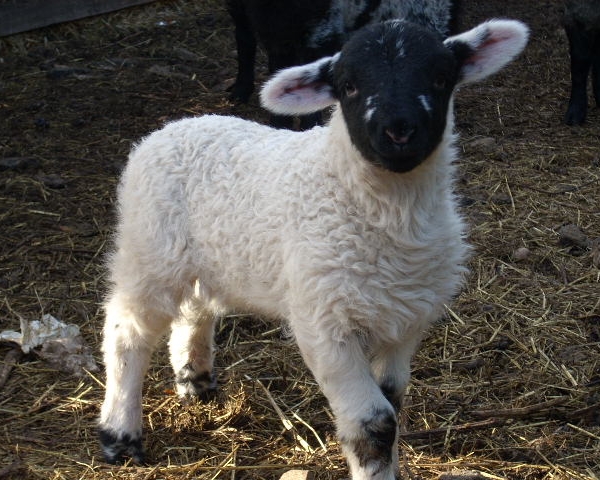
[0,0,598,479]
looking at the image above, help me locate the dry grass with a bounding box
[0,0,599,479]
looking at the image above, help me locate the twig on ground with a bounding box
[399,418,505,441]
[0,346,23,391]
[469,397,569,419]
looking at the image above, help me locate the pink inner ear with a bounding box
[465,32,513,66]
[283,84,306,95]
[480,31,516,50]
[283,80,328,96]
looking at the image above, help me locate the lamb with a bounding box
[99,18,528,480]
[226,0,461,129]
[563,0,600,125]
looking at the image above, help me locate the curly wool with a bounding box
[309,0,454,49]
[110,107,467,348]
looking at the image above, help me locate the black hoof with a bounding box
[565,104,587,126]
[340,408,397,472]
[175,365,217,400]
[99,428,145,465]
[228,83,253,104]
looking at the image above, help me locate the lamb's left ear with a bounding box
[446,19,529,86]
[260,54,339,115]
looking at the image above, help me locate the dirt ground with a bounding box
[0,0,599,479]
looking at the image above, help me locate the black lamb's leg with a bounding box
[227,0,257,103]
[591,31,600,107]
[564,22,593,125]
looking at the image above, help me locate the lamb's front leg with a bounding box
[564,23,593,125]
[293,326,399,480]
[370,333,423,413]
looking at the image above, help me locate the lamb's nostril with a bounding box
[385,128,415,145]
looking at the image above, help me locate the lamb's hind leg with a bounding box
[592,32,600,108]
[99,292,172,464]
[169,293,219,400]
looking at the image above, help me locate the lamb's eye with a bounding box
[433,75,447,90]
[344,81,358,97]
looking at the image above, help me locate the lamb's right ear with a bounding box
[260,54,339,115]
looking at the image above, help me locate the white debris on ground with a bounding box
[0,314,98,376]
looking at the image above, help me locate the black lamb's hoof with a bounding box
[227,83,253,104]
[565,104,587,126]
[99,428,145,465]
[175,365,217,401]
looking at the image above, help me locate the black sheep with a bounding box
[226,0,460,129]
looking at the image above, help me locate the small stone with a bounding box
[513,247,531,261]
[0,157,40,172]
[467,137,496,150]
[38,174,66,189]
[490,193,512,205]
[280,470,314,480]
[469,137,496,149]
[558,224,589,248]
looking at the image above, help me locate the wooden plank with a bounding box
[0,0,157,37]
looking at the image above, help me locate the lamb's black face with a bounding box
[333,21,460,173]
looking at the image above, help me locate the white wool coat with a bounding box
[110,106,469,349]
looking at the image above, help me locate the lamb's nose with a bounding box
[385,126,415,145]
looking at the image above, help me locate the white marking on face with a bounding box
[418,94,432,114]
[364,95,378,121]
[364,107,376,122]
[395,41,405,57]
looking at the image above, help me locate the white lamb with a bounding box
[99,19,529,480]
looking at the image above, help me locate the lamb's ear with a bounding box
[260,54,339,115]
[445,19,529,86]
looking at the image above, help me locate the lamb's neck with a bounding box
[326,108,456,233]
